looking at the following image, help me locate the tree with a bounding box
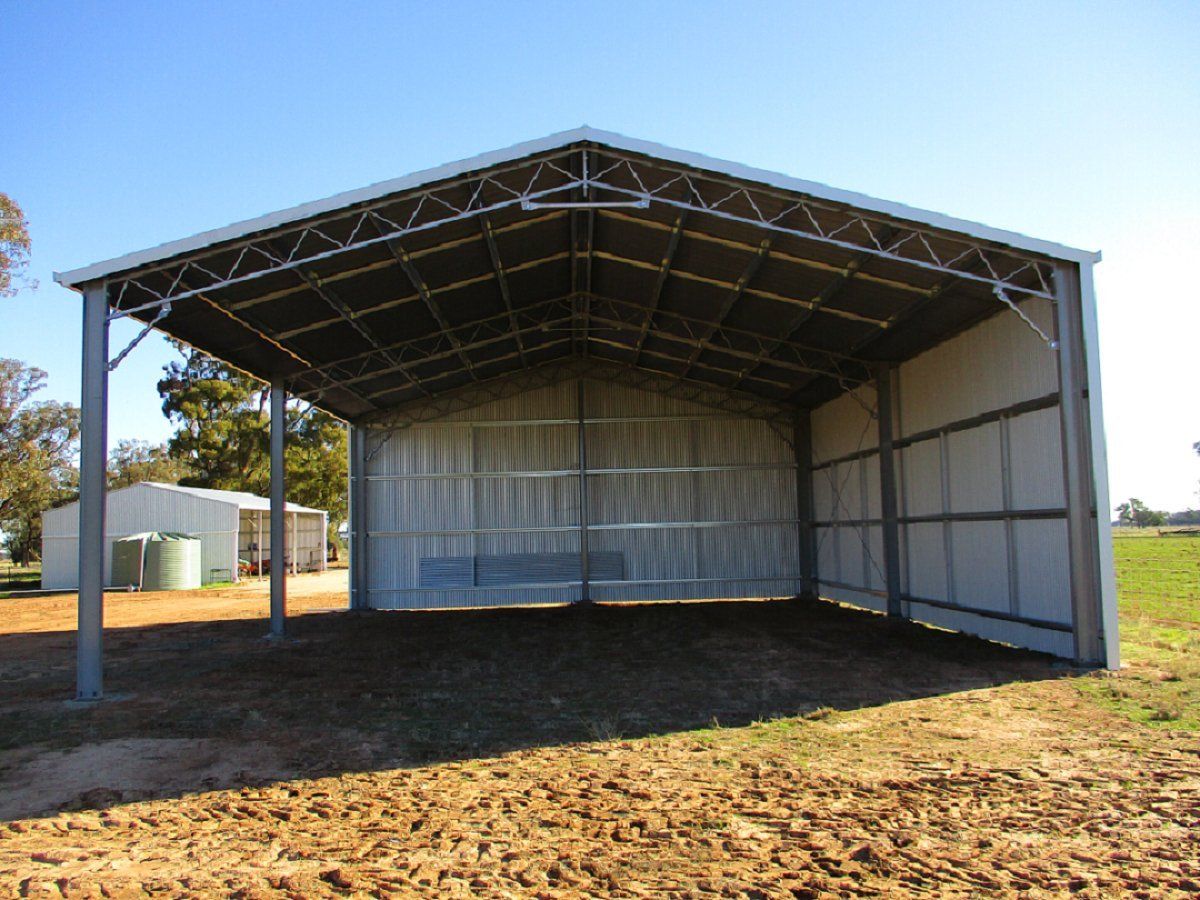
[0,359,80,564]
[157,344,347,535]
[0,194,34,298]
[1115,497,1166,529]
[107,439,192,489]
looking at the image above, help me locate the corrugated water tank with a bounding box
[109,532,202,590]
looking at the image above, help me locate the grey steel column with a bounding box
[348,425,368,609]
[269,377,287,637]
[1054,263,1102,664]
[76,282,109,700]
[792,410,818,599]
[875,365,904,618]
[576,379,591,603]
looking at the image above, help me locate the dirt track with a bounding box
[1,576,1197,896]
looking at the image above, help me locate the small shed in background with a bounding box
[41,482,327,590]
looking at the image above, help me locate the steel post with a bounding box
[76,282,109,700]
[269,377,287,636]
[875,366,904,618]
[577,379,591,602]
[348,425,369,609]
[792,410,818,599]
[1054,264,1102,664]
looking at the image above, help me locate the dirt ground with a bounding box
[1,574,1197,897]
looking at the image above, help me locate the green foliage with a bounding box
[1115,497,1167,529]
[0,359,79,564]
[0,194,34,298]
[107,439,192,489]
[157,344,346,533]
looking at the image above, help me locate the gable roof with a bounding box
[51,127,1099,423]
[55,127,1097,287]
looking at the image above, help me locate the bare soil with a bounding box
[1,574,1197,897]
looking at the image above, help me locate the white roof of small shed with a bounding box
[139,483,324,514]
[46,482,325,519]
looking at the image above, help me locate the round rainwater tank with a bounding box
[141,533,202,591]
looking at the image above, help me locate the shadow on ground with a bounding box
[0,598,1064,819]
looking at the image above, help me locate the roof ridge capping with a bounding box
[54,125,1099,288]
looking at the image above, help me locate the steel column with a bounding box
[793,410,818,600]
[269,377,287,637]
[577,379,591,603]
[875,366,904,618]
[1054,263,1103,664]
[348,425,369,610]
[76,282,109,700]
[1078,263,1121,668]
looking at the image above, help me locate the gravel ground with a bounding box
[1,577,1197,897]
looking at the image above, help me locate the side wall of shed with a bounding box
[811,298,1079,658]
[361,379,801,609]
[41,485,239,589]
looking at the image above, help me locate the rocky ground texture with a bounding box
[1,575,1197,897]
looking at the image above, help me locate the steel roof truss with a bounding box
[588,153,1055,300]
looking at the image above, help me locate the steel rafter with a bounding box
[589,249,887,327]
[169,275,381,409]
[583,152,1056,300]
[265,240,430,400]
[590,335,793,391]
[367,212,479,381]
[102,144,1051,333]
[367,339,576,403]
[291,289,870,405]
[634,209,686,366]
[597,208,927,297]
[679,236,771,380]
[291,297,577,401]
[477,206,526,365]
[106,151,584,321]
[729,231,895,392]
[583,293,865,384]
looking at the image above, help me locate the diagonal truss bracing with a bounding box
[91,142,1064,423]
[103,144,1055,326]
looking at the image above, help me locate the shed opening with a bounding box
[54,128,1118,698]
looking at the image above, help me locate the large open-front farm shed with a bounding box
[55,128,1118,700]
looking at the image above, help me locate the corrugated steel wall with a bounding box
[41,484,239,589]
[811,300,1075,657]
[362,379,802,609]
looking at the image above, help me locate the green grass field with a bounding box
[1081,533,1200,730]
[1113,532,1200,625]
[0,563,40,593]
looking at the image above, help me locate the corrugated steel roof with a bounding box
[51,128,1099,423]
[141,483,324,514]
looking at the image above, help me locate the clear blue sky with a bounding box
[2,1,1197,509]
